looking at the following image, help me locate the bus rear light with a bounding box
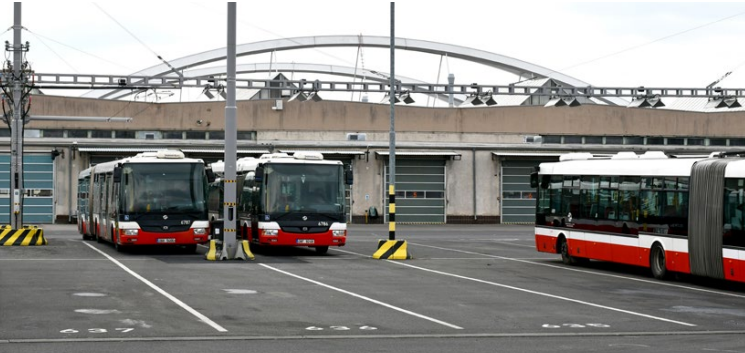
[193,228,207,235]
[123,229,139,236]
[332,230,346,237]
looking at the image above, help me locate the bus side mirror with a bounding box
[113,167,122,183]
[345,168,353,185]
[255,166,264,183]
[206,169,216,183]
[530,172,538,188]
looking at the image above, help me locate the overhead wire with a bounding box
[547,9,745,79]
[23,29,131,72]
[93,3,183,79]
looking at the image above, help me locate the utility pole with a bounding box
[222,2,237,256]
[7,2,30,228]
[388,1,396,241]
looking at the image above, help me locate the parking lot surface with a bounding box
[2,224,745,353]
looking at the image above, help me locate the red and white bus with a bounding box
[77,168,92,239]
[79,150,214,252]
[208,152,353,254]
[533,151,745,283]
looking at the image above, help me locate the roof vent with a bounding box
[639,151,668,159]
[611,152,639,160]
[559,152,594,161]
[259,153,292,160]
[294,152,324,160]
[156,150,185,159]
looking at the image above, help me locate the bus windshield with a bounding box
[120,163,207,215]
[265,163,344,215]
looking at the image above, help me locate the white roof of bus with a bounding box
[91,151,205,174]
[211,153,341,174]
[540,155,703,177]
[724,159,745,178]
[78,167,92,179]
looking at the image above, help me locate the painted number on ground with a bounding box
[305,325,377,331]
[60,328,135,334]
[542,323,610,329]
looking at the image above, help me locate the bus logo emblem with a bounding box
[163,226,169,230]
[163,215,168,220]
[302,216,308,221]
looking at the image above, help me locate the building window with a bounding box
[563,136,582,144]
[208,131,225,140]
[115,130,135,139]
[42,129,64,138]
[237,131,256,140]
[625,136,644,145]
[0,129,9,137]
[605,136,623,145]
[730,139,745,146]
[68,130,89,138]
[186,131,205,140]
[91,130,112,138]
[542,136,561,144]
[647,137,664,145]
[687,138,704,146]
[162,131,183,139]
[709,138,727,146]
[584,136,603,144]
[667,137,684,145]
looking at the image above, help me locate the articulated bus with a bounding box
[77,168,91,237]
[533,151,745,283]
[208,152,353,254]
[78,150,213,252]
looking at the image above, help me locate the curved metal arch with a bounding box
[107,62,462,105]
[84,35,591,99]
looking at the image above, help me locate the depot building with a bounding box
[4,93,745,225]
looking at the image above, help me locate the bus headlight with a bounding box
[123,229,139,236]
[193,228,207,235]
[263,229,278,236]
[332,230,346,237]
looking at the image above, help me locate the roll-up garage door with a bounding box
[500,160,539,224]
[0,154,55,224]
[384,159,445,223]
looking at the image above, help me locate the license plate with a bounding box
[157,238,176,243]
[297,239,314,244]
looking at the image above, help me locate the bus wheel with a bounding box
[113,231,125,253]
[651,244,668,280]
[559,237,575,265]
[315,246,329,255]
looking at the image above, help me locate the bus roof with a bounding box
[90,150,205,174]
[541,151,745,178]
[540,152,703,177]
[78,167,92,179]
[211,153,342,174]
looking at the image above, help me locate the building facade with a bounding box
[3,95,745,224]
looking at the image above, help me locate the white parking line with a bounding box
[259,263,463,330]
[82,242,228,332]
[410,242,745,300]
[387,260,696,327]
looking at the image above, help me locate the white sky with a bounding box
[4,1,745,104]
